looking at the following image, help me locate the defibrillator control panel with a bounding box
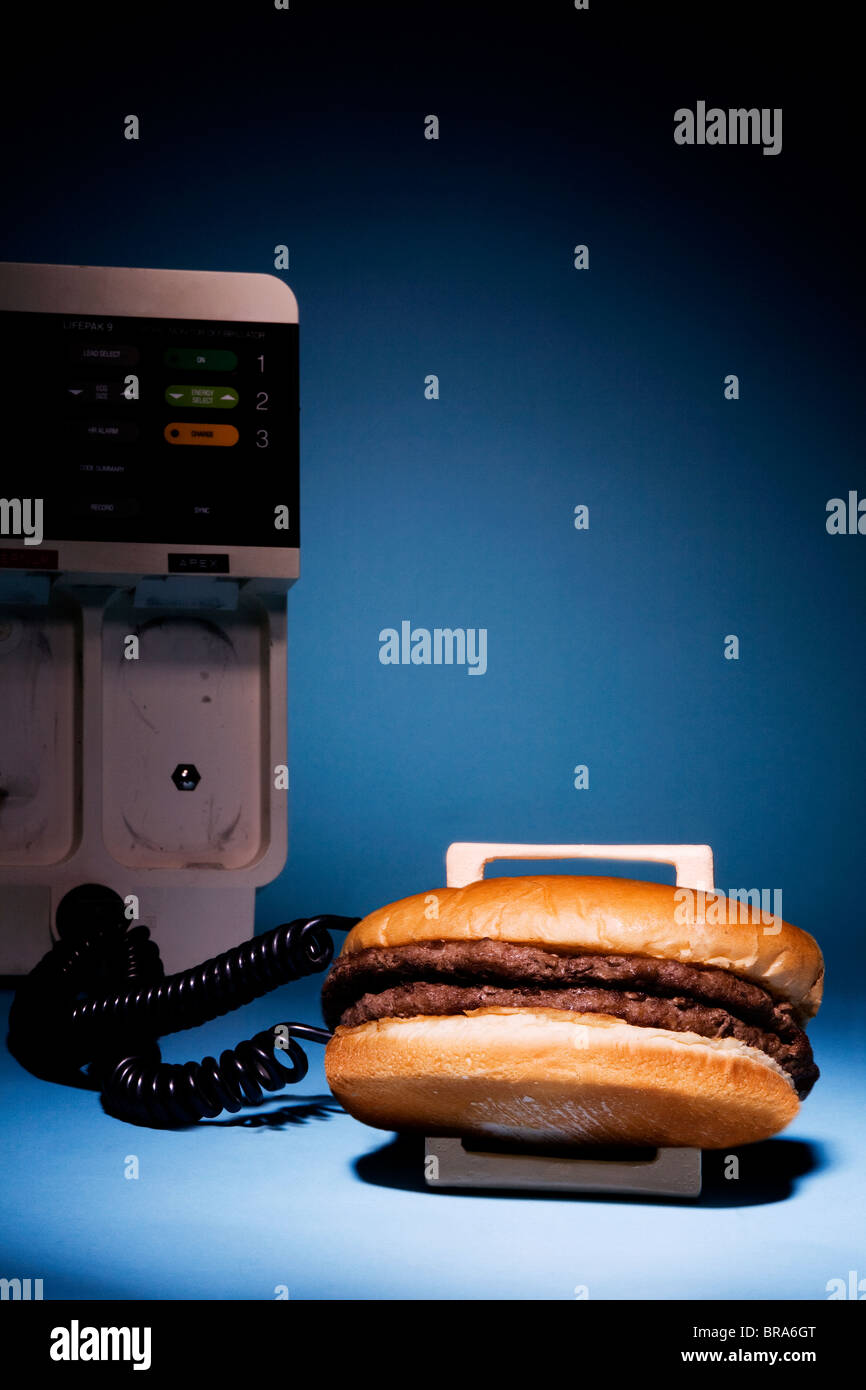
[2,308,298,550]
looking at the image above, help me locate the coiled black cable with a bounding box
[7,884,359,1129]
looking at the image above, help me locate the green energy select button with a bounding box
[165,384,239,408]
[163,348,238,370]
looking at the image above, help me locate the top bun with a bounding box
[340,875,824,1020]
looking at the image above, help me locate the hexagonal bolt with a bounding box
[171,763,201,790]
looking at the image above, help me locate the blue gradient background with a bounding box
[0,2,863,1299]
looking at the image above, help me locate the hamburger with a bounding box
[322,875,823,1148]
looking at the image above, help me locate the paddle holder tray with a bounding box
[423,842,715,1199]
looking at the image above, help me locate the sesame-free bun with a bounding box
[340,875,824,1021]
[324,1007,801,1149]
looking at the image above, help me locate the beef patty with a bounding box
[322,938,819,1099]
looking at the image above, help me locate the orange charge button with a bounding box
[164,422,239,446]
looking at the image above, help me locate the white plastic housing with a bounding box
[0,264,298,973]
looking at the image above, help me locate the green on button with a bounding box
[163,348,238,371]
[164,384,239,409]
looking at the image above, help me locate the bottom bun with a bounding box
[324,1006,800,1149]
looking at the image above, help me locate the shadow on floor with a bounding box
[201,1093,344,1130]
[354,1133,827,1206]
